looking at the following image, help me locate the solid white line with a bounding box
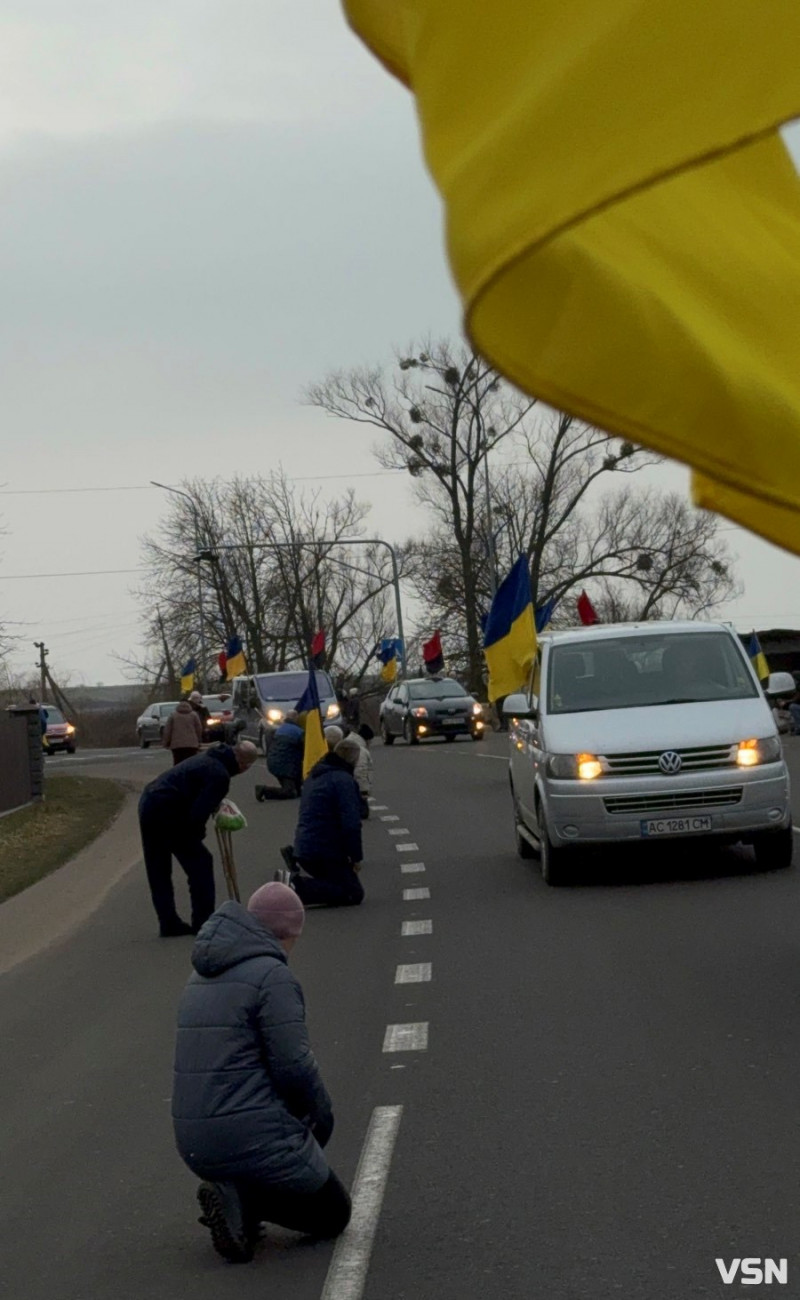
[395,843,419,852]
[793,825,800,834]
[402,919,432,936]
[383,1022,429,1052]
[320,1105,403,1300]
[381,815,399,822]
[388,828,410,836]
[476,753,508,761]
[403,887,430,900]
[395,962,432,984]
[400,862,425,874]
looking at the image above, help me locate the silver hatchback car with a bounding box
[504,621,792,884]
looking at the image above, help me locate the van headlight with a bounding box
[736,736,782,767]
[267,708,284,723]
[325,702,341,720]
[548,753,605,780]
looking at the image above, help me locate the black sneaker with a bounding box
[196,1182,253,1263]
[255,785,268,802]
[159,919,194,938]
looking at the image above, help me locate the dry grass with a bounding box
[0,776,126,904]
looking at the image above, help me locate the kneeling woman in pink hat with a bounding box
[172,884,351,1262]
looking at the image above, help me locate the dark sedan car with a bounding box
[379,677,485,745]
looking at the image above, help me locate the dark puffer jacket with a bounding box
[267,721,304,784]
[294,753,363,865]
[139,745,239,841]
[172,902,333,1193]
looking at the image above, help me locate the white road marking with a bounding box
[395,962,432,983]
[371,804,388,811]
[383,1022,429,1052]
[395,843,419,852]
[402,919,432,936]
[403,887,430,900]
[321,1105,403,1300]
[388,828,410,836]
[793,825,800,834]
[400,862,425,874]
[476,753,508,761]
[381,815,400,822]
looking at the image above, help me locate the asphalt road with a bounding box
[3,735,800,1299]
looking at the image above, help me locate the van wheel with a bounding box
[540,812,570,886]
[381,723,395,746]
[753,825,794,871]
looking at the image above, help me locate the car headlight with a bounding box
[207,717,220,726]
[267,708,283,723]
[411,707,428,718]
[472,702,483,716]
[66,724,76,735]
[325,703,341,719]
[548,752,605,780]
[736,736,782,767]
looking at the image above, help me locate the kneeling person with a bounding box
[173,883,351,1262]
[287,737,364,907]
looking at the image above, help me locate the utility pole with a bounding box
[34,641,48,702]
[151,482,208,691]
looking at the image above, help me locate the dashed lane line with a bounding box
[388,828,410,836]
[400,862,425,874]
[395,963,432,984]
[403,887,430,900]
[402,919,432,936]
[321,1105,403,1300]
[381,815,400,822]
[383,1023,429,1052]
[395,843,419,852]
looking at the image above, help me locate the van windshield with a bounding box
[255,672,332,702]
[547,632,758,714]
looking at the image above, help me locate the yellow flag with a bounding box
[343,0,800,554]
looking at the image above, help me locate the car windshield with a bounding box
[44,707,65,724]
[547,631,759,714]
[203,695,231,711]
[158,702,179,717]
[408,680,468,700]
[255,672,332,702]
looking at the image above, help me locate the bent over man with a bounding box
[138,741,257,937]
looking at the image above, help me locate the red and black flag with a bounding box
[422,629,444,675]
[310,629,326,669]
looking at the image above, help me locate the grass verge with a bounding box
[0,775,127,904]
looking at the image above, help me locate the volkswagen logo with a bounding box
[658,750,682,775]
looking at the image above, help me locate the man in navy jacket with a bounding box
[256,710,304,800]
[138,741,257,936]
[286,738,364,906]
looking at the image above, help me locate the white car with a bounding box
[504,621,793,885]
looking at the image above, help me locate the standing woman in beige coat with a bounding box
[163,700,203,765]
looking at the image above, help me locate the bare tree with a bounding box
[138,472,407,686]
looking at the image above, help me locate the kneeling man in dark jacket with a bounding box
[288,737,364,907]
[256,710,304,800]
[173,884,351,1262]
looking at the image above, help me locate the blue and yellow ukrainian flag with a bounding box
[225,635,246,680]
[747,632,770,684]
[295,664,328,779]
[378,638,399,683]
[180,657,196,694]
[483,556,537,702]
[343,0,800,556]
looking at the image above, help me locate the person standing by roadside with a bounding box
[172,883,351,1262]
[163,700,203,765]
[278,736,365,907]
[188,690,210,734]
[349,724,374,819]
[139,741,258,936]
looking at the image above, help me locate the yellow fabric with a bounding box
[180,672,195,694]
[226,651,246,680]
[380,658,398,683]
[484,604,537,703]
[343,0,800,554]
[302,708,328,780]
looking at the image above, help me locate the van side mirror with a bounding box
[503,692,537,720]
[765,671,796,699]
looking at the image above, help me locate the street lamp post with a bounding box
[194,538,408,679]
[151,481,208,692]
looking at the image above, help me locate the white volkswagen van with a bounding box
[504,621,793,884]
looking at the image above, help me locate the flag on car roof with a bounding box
[180,657,196,694]
[577,591,599,627]
[422,630,444,675]
[535,598,557,634]
[342,0,800,555]
[378,638,399,683]
[310,629,326,669]
[482,555,537,701]
[295,663,328,779]
[225,635,246,680]
[747,631,770,683]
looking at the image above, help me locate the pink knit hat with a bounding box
[247,882,305,939]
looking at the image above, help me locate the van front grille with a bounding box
[602,744,736,776]
[604,787,743,815]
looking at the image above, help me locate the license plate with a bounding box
[641,815,713,837]
[441,718,461,726]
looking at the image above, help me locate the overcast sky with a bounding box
[1,2,799,688]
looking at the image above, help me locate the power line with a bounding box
[0,567,145,579]
[0,471,404,496]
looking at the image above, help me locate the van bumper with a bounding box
[542,765,791,845]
